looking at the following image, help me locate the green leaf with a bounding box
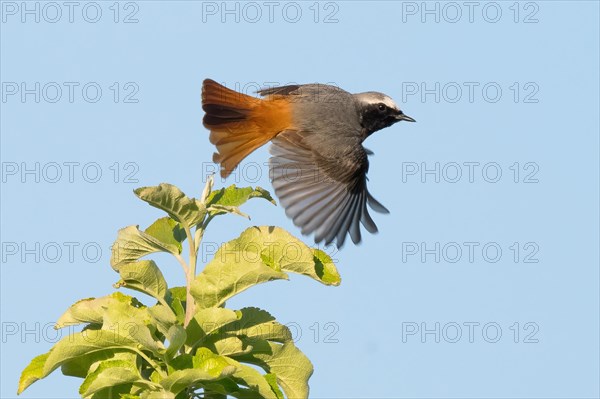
[200,379,241,397]
[61,350,138,379]
[201,359,283,399]
[207,204,250,220]
[264,373,284,399]
[193,348,234,378]
[61,351,110,379]
[227,360,279,399]
[165,325,186,359]
[55,298,104,328]
[101,297,164,356]
[60,350,139,378]
[211,337,254,357]
[160,357,236,394]
[240,227,339,285]
[206,185,276,208]
[18,352,50,394]
[148,303,178,336]
[165,287,186,325]
[312,249,341,286]
[234,340,313,399]
[168,354,193,373]
[55,292,141,329]
[91,383,134,399]
[220,307,292,343]
[145,217,185,252]
[191,226,339,308]
[19,352,140,395]
[168,287,187,302]
[160,348,236,394]
[79,359,148,397]
[114,260,168,303]
[205,184,275,219]
[141,390,175,399]
[111,225,181,271]
[41,330,139,378]
[171,298,185,324]
[186,308,239,347]
[56,293,163,358]
[134,184,206,229]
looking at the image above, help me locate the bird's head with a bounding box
[354,91,415,136]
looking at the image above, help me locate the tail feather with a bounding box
[202,79,291,177]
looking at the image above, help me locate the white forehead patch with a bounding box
[379,95,398,109]
[355,91,399,110]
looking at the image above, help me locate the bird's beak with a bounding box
[395,113,416,122]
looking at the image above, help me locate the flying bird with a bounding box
[201,79,415,247]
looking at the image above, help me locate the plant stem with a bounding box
[194,222,206,256]
[184,225,198,328]
[174,253,189,275]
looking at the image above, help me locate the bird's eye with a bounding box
[377,103,386,111]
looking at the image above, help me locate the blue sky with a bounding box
[1,1,599,398]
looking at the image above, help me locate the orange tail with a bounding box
[202,79,292,178]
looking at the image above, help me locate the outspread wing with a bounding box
[269,130,389,248]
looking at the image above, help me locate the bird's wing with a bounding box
[269,130,389,248]
[257,84,301,97]
[257,83,351,98]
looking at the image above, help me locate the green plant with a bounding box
[18,176,340,399]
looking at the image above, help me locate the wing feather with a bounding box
[269,130,387,247]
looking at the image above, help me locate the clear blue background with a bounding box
[1,1,599,398]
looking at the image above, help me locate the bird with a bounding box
[201,79,415,247]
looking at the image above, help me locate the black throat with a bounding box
[359,104,400,138]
